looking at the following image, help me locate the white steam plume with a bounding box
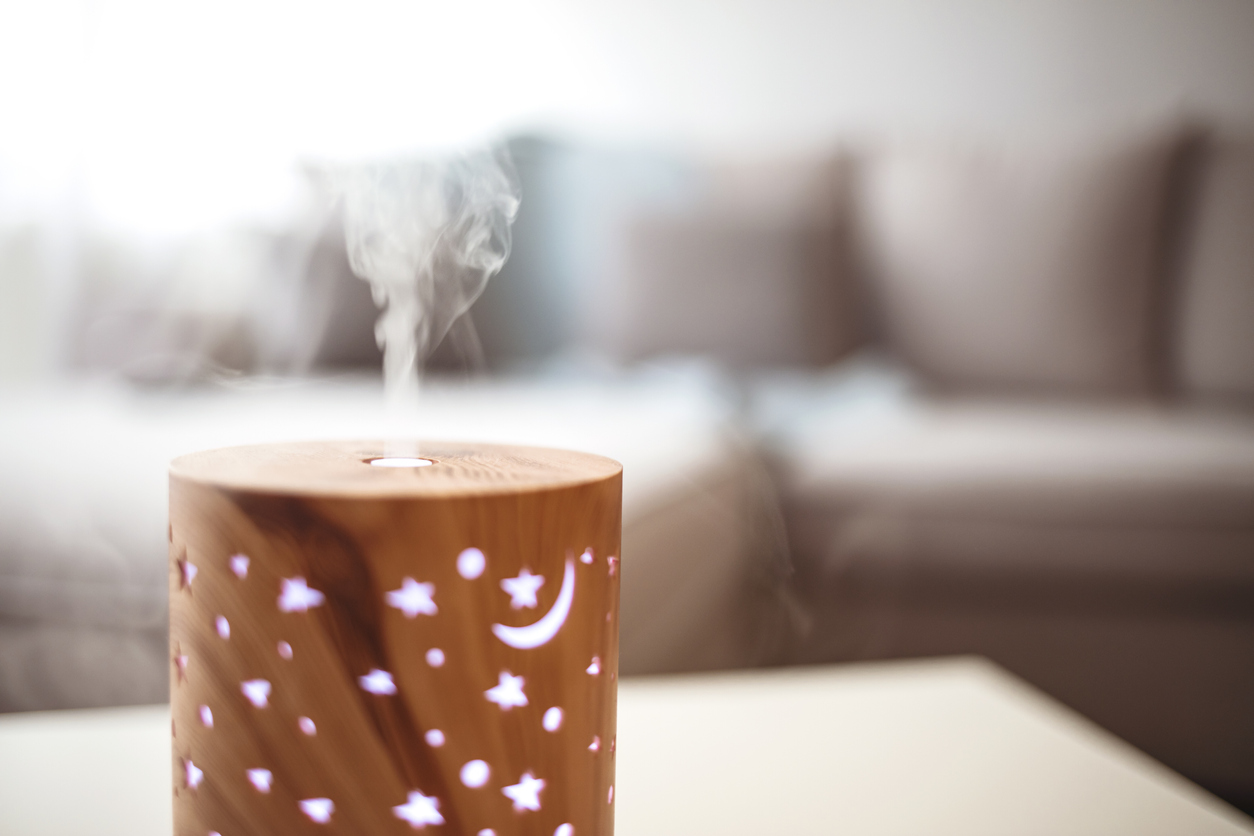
[334,146,519,455]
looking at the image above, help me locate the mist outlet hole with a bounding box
[367,457,435,468]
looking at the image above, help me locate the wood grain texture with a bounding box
[169,441,622,835]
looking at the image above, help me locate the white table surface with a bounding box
[0,656,1250,836]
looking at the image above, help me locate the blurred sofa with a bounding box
[1,125,1252,810]
[604,125,1254,808]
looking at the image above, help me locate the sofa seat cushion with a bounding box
[756,358,1254,595]
[0,371,775,709]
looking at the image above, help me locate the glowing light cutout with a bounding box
[248,768,273,793]
[241,679,271,708]
[478,830,496,836]
[556,825,574,836]
[500,568,545,609]
[175,654,189,681]
[199,705,213,728]
[393,790,445,827]
[179,559,198,589]
[502,772,545,812]
[586,657,601,676]
[300,798,335,824]
[299,716,317,736]
[215,615,230,639]
[277,641,293,660]
[543,707,563,732]
[485,671,527,709]
[608,785,614,804]
[183,759,203,790]
[386,578,437,617]
[457,548,486,579]
[278,577,326,613]
[370,457,434,468]
[580,548,594,564]
[360,669,398,695]
[426,648,445,667]
[492,559,574,650]
[425,729,445,747]
[589,736,600,752]
[230,554,249,579]
[460,759,490,788]
[607,556,618,576]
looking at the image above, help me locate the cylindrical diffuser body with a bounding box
[168,441,622,835]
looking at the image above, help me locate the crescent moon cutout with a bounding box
[492,558,575,649]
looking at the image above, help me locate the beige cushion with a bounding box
[855,130,1183,394]
[1174,137,1254,401]
[603,155,860,368]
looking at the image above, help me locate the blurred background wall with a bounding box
[3,0,1254,382]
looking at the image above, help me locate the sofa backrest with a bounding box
[1172,137,1254,403]
[850,127,1186,396]
[601,155,862,368]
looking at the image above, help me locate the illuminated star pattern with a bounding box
[184,759,203,790]
[359,668,398,695]
[278,577,325,613]
[170,529,620,829]
[485,671,527,710]
[179,559,198,589]
[393,790,445,828]
[241,679,271,708]
[386,578,437,618]
[500,569,545,609]
[300,798,335,824]
[502,772,545,812]
[247,768,273,793]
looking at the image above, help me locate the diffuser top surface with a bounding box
[169,440,622,498]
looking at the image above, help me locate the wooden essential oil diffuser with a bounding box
[168,440,622,835]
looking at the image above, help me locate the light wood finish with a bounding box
[169,441,622,835]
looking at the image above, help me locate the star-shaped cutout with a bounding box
[500,569,545,609]
[393,790,445,828]
[241,679,271,708]
[501,772,545,812]
[485,671,527,710]
[178,558,198,590]
[359,668,398,695]
[184,758,203,790]
[174,652,189,683]
[607,556,618,576]
[580,548,594,564]
[386,578,437,618]
[230,554,250,579]
[299,798,335,824]
[278,577,325,613]
[247,768,273,793]
[586,656,601,675]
